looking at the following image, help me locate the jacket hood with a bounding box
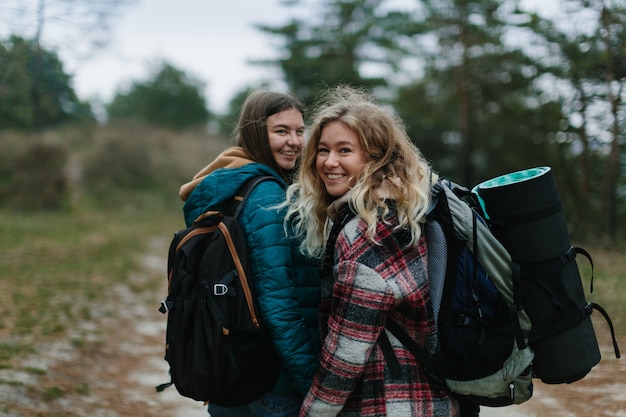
[179,146,253,201]
[180,155,286,227]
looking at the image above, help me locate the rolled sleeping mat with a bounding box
[472,167,600,384]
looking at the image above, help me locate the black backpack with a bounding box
[381,179,535,407]
[383,169,620,408]
[156,176,281,406]
[472,166,620,384]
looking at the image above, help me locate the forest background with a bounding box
[0,1,624,415]
[1,0,624,241]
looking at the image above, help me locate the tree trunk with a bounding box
[456,18,473,186]
[599,6,622,241]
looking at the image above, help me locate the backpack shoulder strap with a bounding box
[224,175,283,218]
[381,320,444,382]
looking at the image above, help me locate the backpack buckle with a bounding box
[455,314,471,326]
[213,283,230,296]
[159,300,172,314]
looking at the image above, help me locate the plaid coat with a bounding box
[300,208,458,417]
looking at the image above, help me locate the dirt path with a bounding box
[0,237,207,417]
[67,239,210,417]
[1,237,623,416]
[482,319,626,417]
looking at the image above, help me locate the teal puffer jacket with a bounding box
[183,162,321,398]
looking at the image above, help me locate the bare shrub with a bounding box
[80,123,230,209]
[0,139,69,210]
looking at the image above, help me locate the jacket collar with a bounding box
[179,147,253,201]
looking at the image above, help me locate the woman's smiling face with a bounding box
[315,121,369,197]
[267,108,305,171]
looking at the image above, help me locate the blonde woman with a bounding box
[285,86,460,417]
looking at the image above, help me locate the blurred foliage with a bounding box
[255,0,398,106]
[0,36,94,130]
[0,123,230,213]
[257,0,625,243]
[0,134,69,210]
[107,62,210,130]
[78,122,229,209]
[0,0,623,241]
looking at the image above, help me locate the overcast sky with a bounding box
[66,0,295,114]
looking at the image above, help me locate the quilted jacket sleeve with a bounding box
[238,179,320,397]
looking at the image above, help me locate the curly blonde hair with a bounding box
[285,86,432,258]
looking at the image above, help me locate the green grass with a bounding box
[0,343,35,369]
[42,386,65,402]
[0,206,183,367]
